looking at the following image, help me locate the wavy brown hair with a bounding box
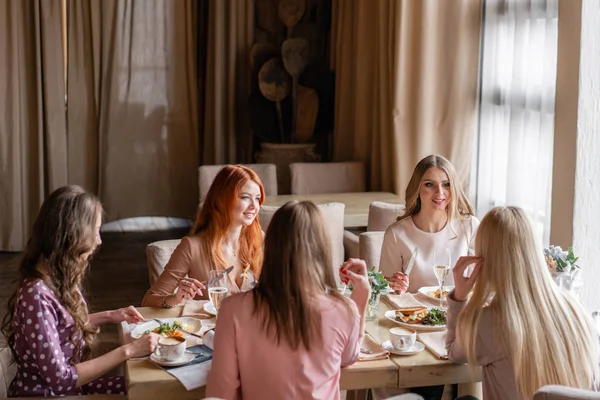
[253,201,350,351]
[1,185,103,364]
[190,165,265,276]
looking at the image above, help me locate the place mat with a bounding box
[181,299,214,319]
[418,331,448,359]
[381,293,426,310]
[358,333,389,361]
[151,345,213,391]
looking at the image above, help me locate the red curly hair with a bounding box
[191,165,265,276]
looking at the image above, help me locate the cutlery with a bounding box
[360,348,373,354]
[404,247,418,275]
[208,266,234,286]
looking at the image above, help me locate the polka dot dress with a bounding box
[7,278,126,397]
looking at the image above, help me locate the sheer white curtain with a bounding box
[474,0,558,244]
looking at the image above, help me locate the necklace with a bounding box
[222,242,238,258]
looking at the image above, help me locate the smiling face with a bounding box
[419,168,452,213]
[231,181,262,227]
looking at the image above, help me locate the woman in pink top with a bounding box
[142,165,265,307]
[447,206,599,400]
[206,201,370,400]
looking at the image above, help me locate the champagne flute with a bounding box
[432,247,451,309]
[208,270,229,314]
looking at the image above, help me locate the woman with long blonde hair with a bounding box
[380,154,478,294]
[447,206,599,400]
[206,201,370,400]
[2,186,159,397]
[143,165,265,307]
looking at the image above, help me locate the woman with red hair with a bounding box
[142,165,265,307]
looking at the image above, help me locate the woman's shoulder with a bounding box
[18,278,61,311]
[386,216,414,234]
[319,295,359,321]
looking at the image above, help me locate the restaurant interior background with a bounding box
[0,0,599,311]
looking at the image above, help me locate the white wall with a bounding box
[573,0,600,311]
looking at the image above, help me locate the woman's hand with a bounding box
[113,305,145,324]
[452,256,482,301]
[124,333,160,359]
[174,277,206,303]
[386,272,409,294]
[339,258,370,293]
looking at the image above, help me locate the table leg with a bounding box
[457,382,482,399]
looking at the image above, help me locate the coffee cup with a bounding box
[154,336,186,361]
[389,327,416,351]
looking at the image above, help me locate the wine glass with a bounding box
[208,270,229,314]
[432,247,451,308]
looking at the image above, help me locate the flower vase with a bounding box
[366,292,381,322]
[552,268,583,299]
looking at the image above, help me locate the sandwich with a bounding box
[394,306,428,324]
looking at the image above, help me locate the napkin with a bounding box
[161,358,212,391]
[418,331,448,359]
[182,300,213,319]
[381,293,426,310]
[358,333,389,361]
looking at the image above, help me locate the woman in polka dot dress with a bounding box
[1,185,160,397]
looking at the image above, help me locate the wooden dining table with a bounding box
[262,192,404,228]
[120,297,481,400]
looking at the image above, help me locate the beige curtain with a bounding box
[67,0,200,221]
[0,0,66,251]
[202,0,254,165]
[331,0,482,194]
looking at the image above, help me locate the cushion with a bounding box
[359,231,385,272]
[198,164,278,202]
[0,344,16,398]
[289,162,365,195]
[533,385,600,400]
[146,239,182,285]
[367,202,406,231]
[260,203,345,273]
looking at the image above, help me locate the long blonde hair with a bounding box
[399,154,474,223]
[253,201,349,351]
[458,206,599,398]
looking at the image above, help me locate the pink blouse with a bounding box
[206,292,362,400]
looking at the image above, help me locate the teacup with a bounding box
[389,327,416,351]
[154,336,186,361]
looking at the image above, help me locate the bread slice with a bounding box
[396,306,427,315]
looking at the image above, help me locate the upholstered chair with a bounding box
[533,385,600,400]
[343,202,405,260]
[289,162,365,195]
[198,164,278,203]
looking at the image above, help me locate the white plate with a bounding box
[418,286,453,302]
[150,351,195,367]
[130,317,203,339]
[203,302,217,316]
[382,340,425,356]
[383,310,447,332]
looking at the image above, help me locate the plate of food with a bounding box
[384,306,447,331]
[418,286,453,302]
[130,317,203,339]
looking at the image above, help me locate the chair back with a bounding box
[533,385,600,400]
[198,164,278,203]
[146,239,182,285]
[289,162,365,195]
[0,341,16,398]
[359,231,385,271]
[367,202,406,231]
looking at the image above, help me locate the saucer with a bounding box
[382,340,425,356]
[203,302,217,316]
[150,351,195,367]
